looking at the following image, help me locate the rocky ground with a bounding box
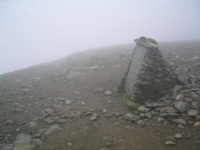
[0,41,200,150]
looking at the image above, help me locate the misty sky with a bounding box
[0,0,200,75]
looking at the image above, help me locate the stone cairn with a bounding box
[123,36,182,107]
[119,37,200,129]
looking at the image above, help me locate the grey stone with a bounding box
[136,120,145,127]
[125,44,146,97]
[145,112,152,119]
[44,109,55,115]
[196,115,200,120]
[165,136,177,142]
[160,113,180,118]
[174,133,182,139]
[13,133,43,150]
[165,141,176,146]
[157,117,165,122]
[104,91,113,96]
[44,125,63,136]
[186,109,199,117]
[124,113,140,121]
[137,105,150,113]
[184,97,193,103]
[177,124,185,129]
[170,119,187,125]
[65,100,73,105]
[179,89,190,94]
[145,103,165,108]
[173,101,189,112]
[172,85,183,99]
[28,121,37,128]
[112,113,123,117]
[178,71,188,84]
[190,92,200,100]
[57,119,67,123]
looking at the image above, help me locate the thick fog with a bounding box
[0,0,200,75]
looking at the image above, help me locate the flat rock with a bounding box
[160,113,180,118]
[112,112,123,117]
[57,119,67,123]
[145,103,165,108]
[44,125,63,136]
[124,113,140,121]
[186,109,199,117]
[104,91,113,96]
[171,119,187,125]
[165,141,176,146]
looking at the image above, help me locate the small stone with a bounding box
[137,105,150,113]
[165,141,176,146]
[6,120,15,125]
[102,109,107,113]
[44,125,63,135]
[104,114,112,118]
[171,119,187,125]
[145,112,152,119]
[177,124,185,129]
[81,102,87,106]
[176,94,184,100]
[29,121,37,127]
[136,120,145,127]
[104,91,113,96]
[44,118,55,124]
[157,117,165,122]
[124,113,140,121]
[67,142,72,146]
[165,136,176,142]
[173,101,189,112]
[65,100,73,105]
[112,112,123,117]
[57,119,67,123]
[186,109,199,117]
[90,116,97,122]
[193,122,200,127]
[196,115,200,120]
[190,92,200,100]
[94,87,104,93]
[174,133,182,139]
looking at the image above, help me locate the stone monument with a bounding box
[123,37,181,108]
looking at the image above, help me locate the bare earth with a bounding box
[0,41,200,150]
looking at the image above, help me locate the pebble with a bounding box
[81,102,87,106]
[57,119,67,123]
[165,141,176,146]
[104,91,113,96]
[177,124,185,129]
[174,133,182,139]
[136,120,145,127]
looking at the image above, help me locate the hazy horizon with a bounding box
[1,0,200,75]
